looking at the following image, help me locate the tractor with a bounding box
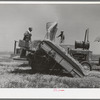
[66,29,92,71]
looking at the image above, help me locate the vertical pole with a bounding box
[14,40,17,54]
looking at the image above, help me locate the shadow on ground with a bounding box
[10,68,35,74]
[18,63,29,67]
[10,67,72,77]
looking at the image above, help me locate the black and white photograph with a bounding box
[0,2,100,90]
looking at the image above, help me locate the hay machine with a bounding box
[12,23,99,78]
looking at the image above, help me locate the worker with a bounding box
[23,27,32,42]
[57,31,65,44]
[20,27,32,58]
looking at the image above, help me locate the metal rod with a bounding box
[14,40,18,54]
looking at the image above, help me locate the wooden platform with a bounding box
[12,56,27,61]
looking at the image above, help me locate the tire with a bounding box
[81,61,91,71]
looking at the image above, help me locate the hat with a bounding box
[29,27,32,31]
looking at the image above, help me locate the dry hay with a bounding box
[0,54,100,88]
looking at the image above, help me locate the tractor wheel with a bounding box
[81,61,92,71]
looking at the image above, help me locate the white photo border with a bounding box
[0,1,100,99]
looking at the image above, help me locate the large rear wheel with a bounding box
[81,61,91,71]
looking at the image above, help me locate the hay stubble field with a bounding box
[0,53,100,88]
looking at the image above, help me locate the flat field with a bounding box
[0,53,100,88]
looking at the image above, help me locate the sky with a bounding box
[0,3,100,54]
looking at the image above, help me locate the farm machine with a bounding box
[12,23,95,78]
[13,39,86,78]
[67,28,93,71]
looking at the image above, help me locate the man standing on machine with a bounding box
[23,27,32,42]
[20,27,32,58]
[57,31,65,44]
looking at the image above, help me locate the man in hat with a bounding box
[23,27,32,42]
[57,31,65,44]
[20,27,32,58]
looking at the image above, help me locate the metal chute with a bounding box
[45,22,58,42]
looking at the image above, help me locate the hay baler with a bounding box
[13,39,86,78]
